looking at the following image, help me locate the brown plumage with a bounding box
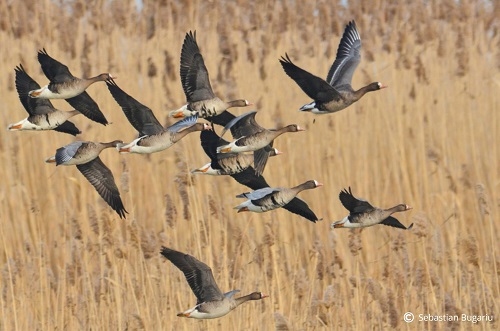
[45,140,127,219]
[160,247,268,319]
[331,187,413,229]
[280,21,387,114]
[169,31,252,120]
[28,48,111,125]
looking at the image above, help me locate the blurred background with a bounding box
[0,0,498,330]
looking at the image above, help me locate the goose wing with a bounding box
[280,53,341,103]
[180,31,215,102]
[37,48,75,83]
[339,187,375,214]
[231,168,270,190]
[381,217,413,230]
[236,187,281,200]
[283,197,320,223]
[65,92,108,125]
[220,110,263,139]
[326,20,362,88]
[76,157,127,219]
[106,79,163,135]
[160,247,224,304]
[15,64,53,115]
[53,121,81,136]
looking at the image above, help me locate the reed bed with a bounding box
[0,0,498,330]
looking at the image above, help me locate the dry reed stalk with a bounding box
[0,0,499,330]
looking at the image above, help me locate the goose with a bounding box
[106,79,211,154]
[160,247,268,319]
[192,129,281,176]
[191,128,319,222]
[235,180,323,217]
[331,187,413,229]
[169,31,252,121]
[45,140,127,219]
[216,111,304,171]
[29,49,110,125]
[279,21,387,114]
[223,164,320,222]
[8,64,81,135]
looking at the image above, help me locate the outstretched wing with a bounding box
[283,197,320,223]
[326,20,362,87]
[280,53,341,103]
[381,217,413,230]
[37,48,75,83]
[338,187,374,213]
[76,157,128,219]
[180,31,215,102]
[160,247,224,304]
[106,79,163,135]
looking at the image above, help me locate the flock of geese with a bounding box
[8,21,413,319]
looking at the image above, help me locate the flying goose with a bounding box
[192,129,281,176]
[219,162,320,222]
[45,140,127,219]
[280,21,387,114]
[8,64,81,135]
[216,111,304,173]
[106,79,211,154]
[169,31,252,121]
[331,187,413,229]
[160,247,268,319]
[235,180,322,217]
[29,49,111,125]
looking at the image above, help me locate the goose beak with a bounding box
[237,207,249,213]
[45,156,56,164]
[379,83,388,89]
[119,147,131,154]
[8,123,22,130]
[171,111,185,119]
[192,166,210,173]
[28,90,41,98]
[219,147,232,153]
[405,205,413,210]
[176,312,190,318]
[331,222,344,228]
[296,125,306,131]
[261,293,269,298]
[315,182,324,187]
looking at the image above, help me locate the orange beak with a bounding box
[28,90,41,98]
[119,147,131,154]
[45,156,57,164]
[176,312,190,318]
[219,147,232,153]
[172,112,185,119]
[237,207,249,213]
[8,123,23,130]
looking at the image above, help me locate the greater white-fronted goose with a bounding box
[235,180,323,217]
[192,129,281,176]
[169,31,252,121]
[8,65,81,135]
[106,79,211,154]
[29,49,110,125]
[280,21,387,114]
[45,140,127,219]
[227,166,321,222]
[216,111,304,172]
[331,187,413,229]
[160,247,268,319]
